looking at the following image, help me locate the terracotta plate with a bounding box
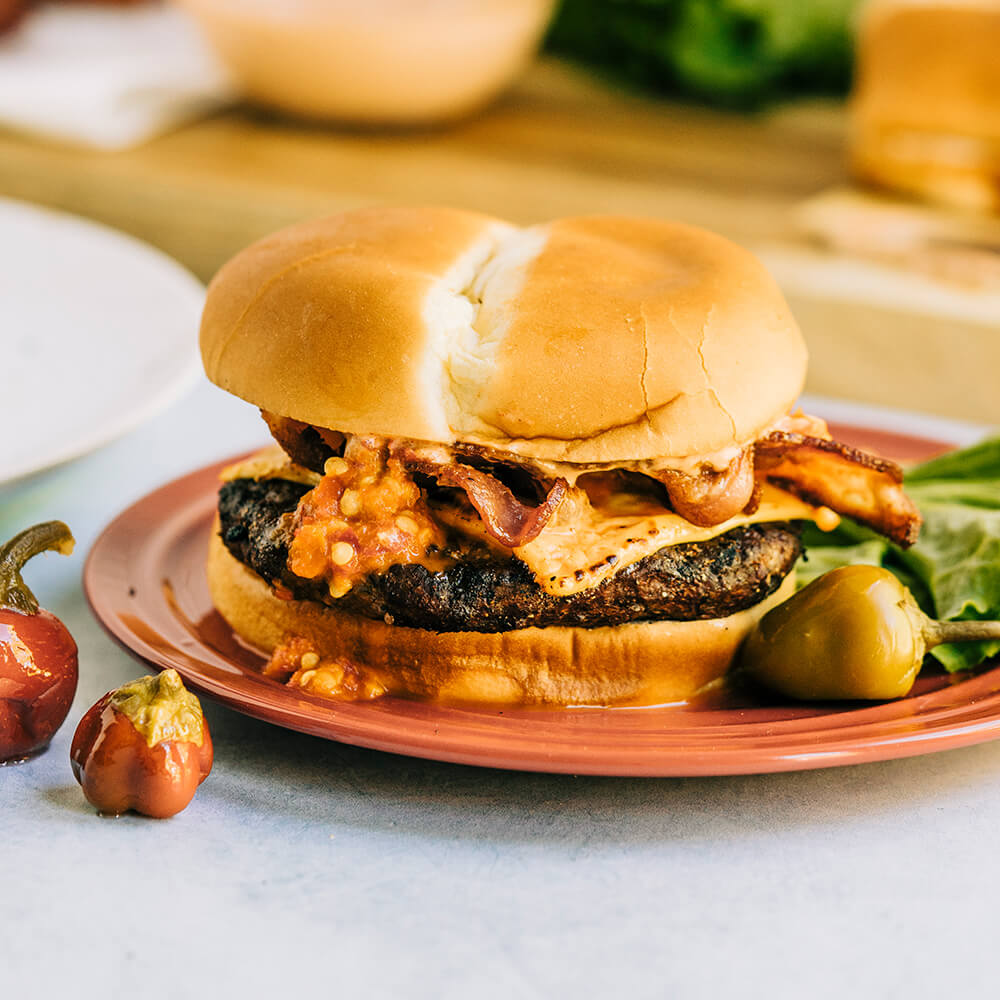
[84,423,1000,777]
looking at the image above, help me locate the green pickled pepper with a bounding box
[739,565,1000,701]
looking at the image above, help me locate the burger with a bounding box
[850,0,1000,213]
[199,205,920,706]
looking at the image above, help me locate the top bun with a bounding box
[200,205,806,464]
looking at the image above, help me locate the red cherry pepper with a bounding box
[0,0,31,35]
[71,670,213,818]
[0,521,78,764]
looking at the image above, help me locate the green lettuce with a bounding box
[546,0,860,109]
[799,437,1000,672]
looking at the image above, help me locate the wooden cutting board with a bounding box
[0,58,995,426]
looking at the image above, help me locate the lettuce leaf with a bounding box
[905,438,1000,484]
[797,538,890,589]
[799,436,1000,672]
[546,0,859,109]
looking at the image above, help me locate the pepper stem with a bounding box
[924,618,1000,649]
[0,521,75,615]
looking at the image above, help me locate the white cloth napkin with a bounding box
[0,3,235,150]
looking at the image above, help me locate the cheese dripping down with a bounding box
[443,479,838,596]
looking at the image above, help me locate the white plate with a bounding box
[0,197,203,484]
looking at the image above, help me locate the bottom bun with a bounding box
[207,531,795,707]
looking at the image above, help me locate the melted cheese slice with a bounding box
[220,446,321,487]
[514,483,839,596]
[224,447,840,599]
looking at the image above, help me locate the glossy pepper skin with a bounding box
[739,564,1000,701]
[0,522,78,763]
[740,565,925,700]
[70,670,213,818]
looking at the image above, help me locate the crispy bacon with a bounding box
[263,411,921,552]
[395,446,568,549]
[261,411,340,472]
[755,432,922,548]
[654,448,756,527]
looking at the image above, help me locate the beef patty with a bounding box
[218,477,803,632]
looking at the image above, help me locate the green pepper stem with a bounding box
[0,521,75,615]
[924,619,1000,649]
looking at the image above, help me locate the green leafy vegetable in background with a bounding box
[545,0,861,109]
[799,437,1000,672]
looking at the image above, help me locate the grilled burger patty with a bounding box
[218,477,803,632]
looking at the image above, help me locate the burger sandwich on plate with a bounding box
[200,205,920,707]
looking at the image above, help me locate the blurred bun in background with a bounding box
[850,0,1000,212]
[177,0,556,125]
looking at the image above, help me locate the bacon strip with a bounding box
[755,432,922,547]
[261,410,341,472]
[396,447,568,549]
[265,413,921,550]
[654,448,756,527]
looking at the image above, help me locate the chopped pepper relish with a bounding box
[287,436,445,598]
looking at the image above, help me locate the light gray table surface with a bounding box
[3,380,998,1000]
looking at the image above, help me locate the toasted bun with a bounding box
[200,205,806,464]
[207,531,794,707]
[850,1,1000,211]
